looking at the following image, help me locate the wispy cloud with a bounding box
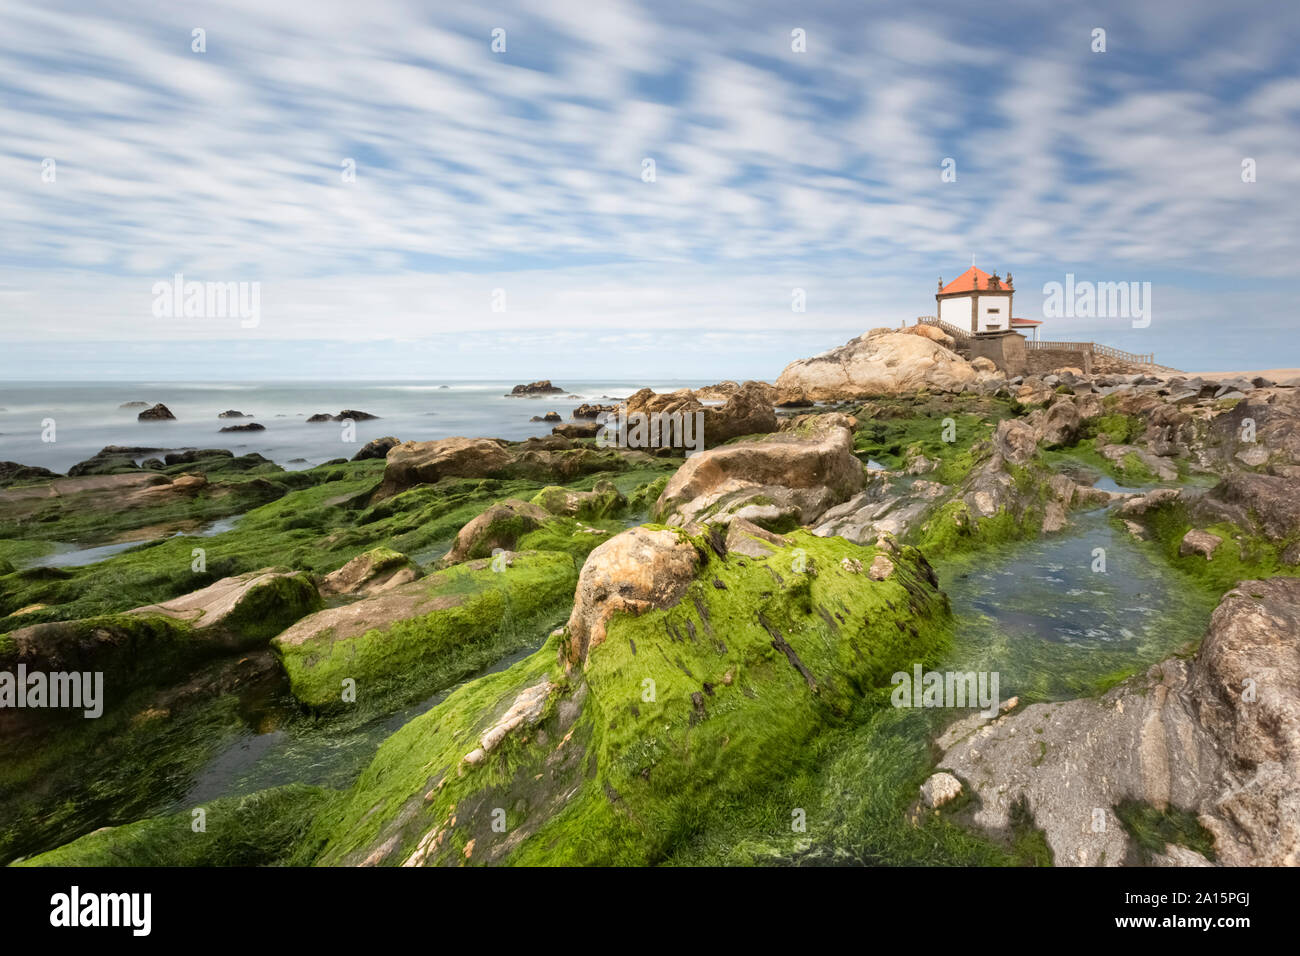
[1,0,1298,376]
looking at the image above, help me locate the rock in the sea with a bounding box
[775,330,976,401]
[217,410,248,418]
[937,577,1300,866]
[119,401,150,408]
[572,403,618,419]
[307,410,379,422]
[137,403,176,421]
[219,422,266,432]
[509,380,564,396]
[351,436,400,461]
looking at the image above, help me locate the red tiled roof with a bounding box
[1011,317,1042,326]
[940,266,1014,294]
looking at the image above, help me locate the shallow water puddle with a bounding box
[933,509,1216,703]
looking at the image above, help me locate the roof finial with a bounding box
[971,254,976,267]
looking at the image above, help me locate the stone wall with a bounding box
[967,331,1028,376]
[1023,348,1093,376]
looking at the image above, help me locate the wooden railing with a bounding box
[1026,339,1155,366]
[918,317,1155,366]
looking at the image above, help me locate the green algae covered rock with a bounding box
[305,526,952,866]
[271,550,580,710]
[1,569,321,702]
[529,479,626,520]
[15,784,338,867]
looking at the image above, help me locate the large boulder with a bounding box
[992,418,1038,465]
[1035,398,1082,447]
[906,323,956,350]
[127,568,319,633]
[937,577,1300,866]
[562,526,700,668]
[137,403,175,421]
[618,379,776,449]
[654,418,865,530]
[774,330,976,401]
[529,480,626,520]
[373,437,513,499]
[352,436,400,461]
[442,499,551,564]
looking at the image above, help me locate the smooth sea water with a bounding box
[0,380,709,474]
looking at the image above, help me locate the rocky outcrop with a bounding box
[509,380,564,396]
[654,417,864,530]
[1,569,320,720]
[774,330,977,401]
[618,380,777,448]
[128,568,318,630]
[351,436,400,461]
[0,461,60,487]
[137,403,175,421]
[812,474,947,543]
[374,437,514,499]
[552,422,600,440]
[938,577,1300,866]
[572,403,617,419]
[310,529,953,867]
[1193,472,1300,543]
[374,436,633,500]
[219,422,265,432]
[307,410,379,422]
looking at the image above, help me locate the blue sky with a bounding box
[2,0,1299,380]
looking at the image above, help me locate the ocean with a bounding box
[0,380,709,474]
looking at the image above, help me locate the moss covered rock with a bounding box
[305,527,952,865]
[15,784,337,867]
[320,547,418,597]
[1,569,320,704]
[529,479,626,520]
[271,550,579,710]
[442,499,550,564]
